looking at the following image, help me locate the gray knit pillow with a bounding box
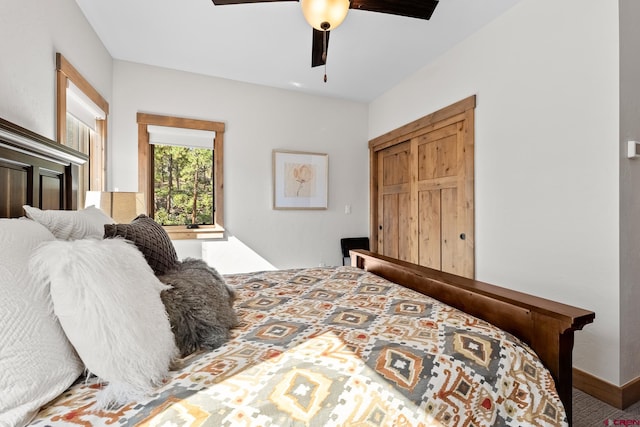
[104,215,178,275]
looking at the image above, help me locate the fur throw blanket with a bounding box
[158,258,238,357]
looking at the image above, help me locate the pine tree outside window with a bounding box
[137,113,225,240]
[153,144,213,226]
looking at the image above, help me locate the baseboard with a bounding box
[573,368,640,409]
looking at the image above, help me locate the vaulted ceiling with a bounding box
[75,0,522,102]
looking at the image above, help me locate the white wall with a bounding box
[619,0,640,384]
[0,0,112,140]
[111,61,369,270]
[370,0,620,384]
[0,0,369,272]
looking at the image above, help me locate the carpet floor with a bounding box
[573,388,640,426]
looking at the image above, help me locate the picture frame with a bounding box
[273,150,328,210]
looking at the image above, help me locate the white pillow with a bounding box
[30,238,178,408]
[23,205,114,240]
[0,219,83,427]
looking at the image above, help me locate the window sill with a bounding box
[164,225,225,240]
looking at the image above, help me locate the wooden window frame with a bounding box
[56,53,108,192]
[137,113,225,239]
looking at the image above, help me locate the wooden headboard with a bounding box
[0,117,87,218]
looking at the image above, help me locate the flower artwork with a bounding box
[285,163,316,197]
[273,151,328,209]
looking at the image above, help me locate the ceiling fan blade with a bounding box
[349,0,439,20]
[212,0,296,5]
[311,28,329,68]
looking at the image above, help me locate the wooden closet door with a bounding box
[413,119,473,277]
[370,96,475,279]
[377,141,412,261]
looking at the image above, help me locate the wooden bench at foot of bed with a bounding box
[351,249,595,425]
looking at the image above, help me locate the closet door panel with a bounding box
[418,189,441,269]
[377,141,411,261]
[417,132,457,181]
[414,120,473,278]
[380,187,412,261]
[381,193,400,258]
[440,187,460,275]
[397,192,412,262]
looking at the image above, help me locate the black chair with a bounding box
[340,237,370,266]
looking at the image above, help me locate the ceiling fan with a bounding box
[211,0,439,80]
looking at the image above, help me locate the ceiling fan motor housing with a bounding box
[301,0,350,31]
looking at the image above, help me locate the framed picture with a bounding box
[273,150,328,210]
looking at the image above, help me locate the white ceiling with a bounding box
[74,0,522,102]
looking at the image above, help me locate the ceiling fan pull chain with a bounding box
[324,59,327,82]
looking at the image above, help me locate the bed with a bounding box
[0,117,595,426]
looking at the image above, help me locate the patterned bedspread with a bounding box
[30,266,566,426]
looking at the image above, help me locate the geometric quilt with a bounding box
[29,266,567,426]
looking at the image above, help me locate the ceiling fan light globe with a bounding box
[301,0,349,31]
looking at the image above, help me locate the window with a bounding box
[56,53,108,207]
[150,128,214,225]
[65,115,91,191]
[137,113,225,239]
